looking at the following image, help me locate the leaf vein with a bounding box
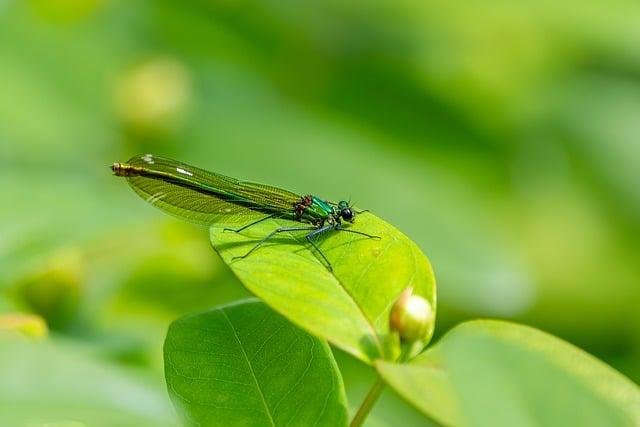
[222,309,276,427]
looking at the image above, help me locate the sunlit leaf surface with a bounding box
[209,212,436,363]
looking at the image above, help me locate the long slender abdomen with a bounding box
[111,162,142,177]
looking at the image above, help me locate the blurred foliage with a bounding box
[1,0,640,424]
[379,321,640,426]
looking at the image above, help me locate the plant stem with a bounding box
[398,341,412,363]
[350,375,385,427]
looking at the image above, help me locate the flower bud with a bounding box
[16,248,83,331]
[0,314,48,340]
[114,57,191,134]
[390,287,434,342]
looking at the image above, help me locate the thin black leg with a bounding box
[233,226,318,260]
[305,225,336,271]
[232,223,373,272]
[224,214,276,233]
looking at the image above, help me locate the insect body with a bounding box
[112,154,378,270]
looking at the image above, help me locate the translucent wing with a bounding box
[118,154,302,227]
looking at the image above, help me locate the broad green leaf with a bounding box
[164,299,348,427]
[0,334,176,427]
[209,213,435,363]
[376,352,461,426]
[377,320,640,427]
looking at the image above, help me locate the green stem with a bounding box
[350,375,385,427]
[397,340,415,363]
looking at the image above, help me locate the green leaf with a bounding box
[164,299,348,427]
[376,352,461,426]
[0,334,175,427]
[209,213,435,363]
[377,320,640,427]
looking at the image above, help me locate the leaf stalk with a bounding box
[350,375,385,427]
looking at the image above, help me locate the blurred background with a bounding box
[1,0,639,425]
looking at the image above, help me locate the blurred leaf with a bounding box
[164,299,348,426]
[208,213,435,363]
[376,359,459,425]
[29,0,103,23]
[378,320,640,427]
[557,75,640,221]
[0,334,175,427]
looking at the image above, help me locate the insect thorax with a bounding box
[295,194,333,225]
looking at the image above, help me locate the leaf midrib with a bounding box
[222,309,276,427]
[278,219,384,359]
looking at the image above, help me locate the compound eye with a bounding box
[341,208,354,221]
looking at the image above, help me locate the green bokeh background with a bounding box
[1,0,639,425]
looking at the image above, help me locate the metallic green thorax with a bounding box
[298,196,334,225]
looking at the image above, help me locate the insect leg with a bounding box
[233,226,318,260]
[305,225,336,271]
[335,225,381,240]
[224,214,276,233]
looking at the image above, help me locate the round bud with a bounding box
[114,57,191,133]
[390,287,434,342]
[0,314,48,340]
[16,248,84,331]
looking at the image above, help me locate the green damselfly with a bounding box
[112,154,378,270]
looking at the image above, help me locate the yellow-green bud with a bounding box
[114,57,191,133]
[16,248,83,330]
[0,313,48,340]
[390,287,434,342]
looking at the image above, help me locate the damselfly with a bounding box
[112,154,379,270]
